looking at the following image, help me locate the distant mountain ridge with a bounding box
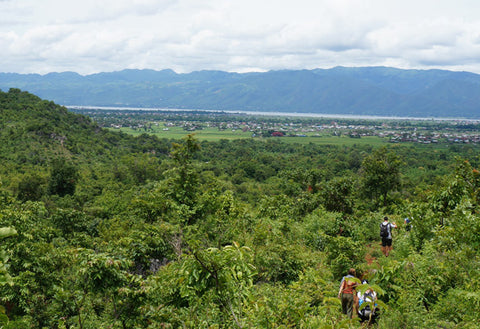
[1,66,480,118]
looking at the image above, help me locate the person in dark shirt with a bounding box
[380,216,397,257]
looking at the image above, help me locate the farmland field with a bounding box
[111,124,391,146]
[71,107,476,148]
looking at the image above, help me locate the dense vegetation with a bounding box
[0,88,480,328]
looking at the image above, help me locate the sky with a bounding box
[1,0,480,75]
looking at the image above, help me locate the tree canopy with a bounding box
[0,89,479,328]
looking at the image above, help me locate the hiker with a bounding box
[404,217,411,231]
[338,268,357,318]
[380,216,397,257]
[357,280,379,324]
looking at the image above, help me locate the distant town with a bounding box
[70,107,480,145]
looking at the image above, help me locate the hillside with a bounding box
[0,90,480,328]
[0,88,172,197]
[1,67,480,118]
[0,88,171,164]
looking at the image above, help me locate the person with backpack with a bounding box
[380,216,397,257]
[337,268,358,319]
[357,280,379,324]
[404,217,412,231]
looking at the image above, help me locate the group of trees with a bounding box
[0,88,479,328]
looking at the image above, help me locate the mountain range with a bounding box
[1,66,480,118]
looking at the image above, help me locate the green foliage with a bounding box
[2,91,480,327]
[0,228,17,240]
[431,289,480,325]
[192,189,251,248]
[324,235,365,279]
[50,248,145,328]
[247,283,314,327]
[320,175,356,214]
[0,227,17,289]
[255,242,314,284]
[303,209,346,249]
[145,242,255,327]
[123,153,163,184]
[360,146,403,208]
[15,173,46,202]
[47,158,79,197]
[167,134,201,224]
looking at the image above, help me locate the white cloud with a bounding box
[1,0,480,74]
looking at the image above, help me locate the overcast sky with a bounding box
[1,0,480,75]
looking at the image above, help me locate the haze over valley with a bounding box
[2,66,480,119]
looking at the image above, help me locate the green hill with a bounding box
[0,88,171,169]
[0,88,173,202]
[0,90,479,328]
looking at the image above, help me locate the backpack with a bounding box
[363,291,375,303]
[380,223,389,238]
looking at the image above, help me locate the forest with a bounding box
[0,88,479,328]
